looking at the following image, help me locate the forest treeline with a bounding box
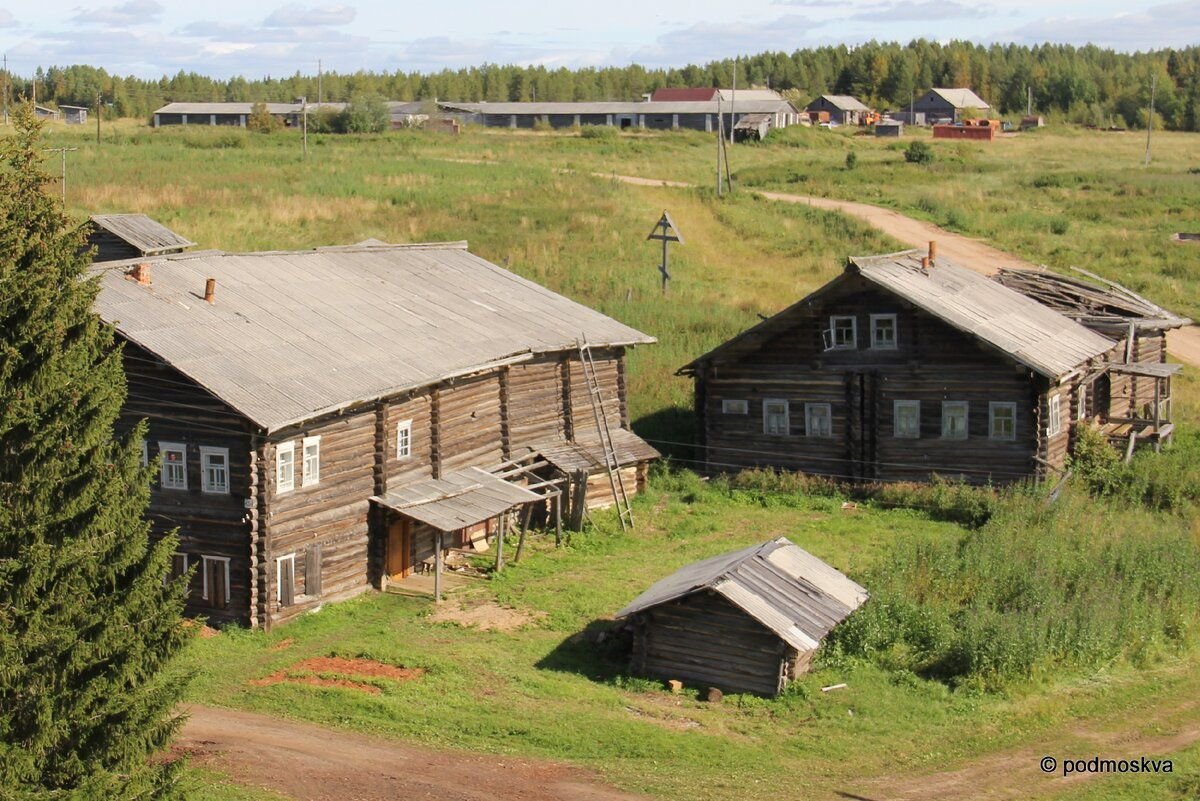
[6,39,1200,131]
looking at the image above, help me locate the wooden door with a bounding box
[846,371,878,481]
[387,519,412,580]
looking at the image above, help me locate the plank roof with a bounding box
[650,88,719,101]
[812,94,870,111]
[927,88,990,109]
[438,99,798,115]
[681,249,1114,380]
[371,467,540,531]
[90,214,195,256]
[530,429,660,474]
[92,243,655,432]
[615,537,868,653]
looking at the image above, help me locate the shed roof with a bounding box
[371,467,540,531]
[650,88,719,101]
[530,429,660,473]
[89,214,195,256]
[811,95,870,111]
[438,99,797,115]
[615,537,868,652]
[682,249,1113,380]
[926,88,990,109]
[92,243,654,432]
[993,267,1190,334]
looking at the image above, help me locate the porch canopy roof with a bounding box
[371,467,540,532]
[531,429,660,474]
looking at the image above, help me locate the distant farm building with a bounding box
[152,101,426,129]
[616,538,868,696]
[60,104,89,124]
[680,245,1186,484]
[34,105,58,120]
[437,98,800,134]
[805,95,870,126]
[932,118,998,141]
[874,120,903,137]
[911,88,990,123]
[86,214,195,262]
[649,88,719,102]
[733,113,772,142]
[91,241,657,629]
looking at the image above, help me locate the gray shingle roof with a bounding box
[438,99,798,115]
[816,94,870,111]
[371,467,540,531]
[93,243,654,432]
[928,88,990,109]
[615,537,868,652]
[90,214,195,256]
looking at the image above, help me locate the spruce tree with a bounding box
[0,104,191,798]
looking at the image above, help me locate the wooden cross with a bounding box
[647,210,684,295]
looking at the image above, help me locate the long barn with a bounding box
[92,242,657,628]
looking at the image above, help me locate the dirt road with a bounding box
[179,705,645,801]
[602,173,1200,367]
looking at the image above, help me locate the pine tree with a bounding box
[0,103,191,798]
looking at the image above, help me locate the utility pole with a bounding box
[716,95,723,196]
[1027,85,1032,117]
[729,56,737,145]
[1144,72,1156,165]
[42,147,78,205]
[301,96,308,158]
[2,53,8,125]
[317,59,323,105]
[96,91,101,144]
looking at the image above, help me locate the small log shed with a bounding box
[87,214,195,262]
[616,537,867,696]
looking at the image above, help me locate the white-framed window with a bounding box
[1047,394,1062,436]
[989,402,1016,441]
[763,399,790,436]
[201,555,230,605]
[805,403,832,438]
[870,314,897,350]
[396,419,412,460]
[1077,385,1087,420]
[140,439,149,467]
[302,436,321,487]
[894,401,921,439]
[721,399,749,415]
[159,442,187,490]
[941,401,969,440]
[199,446,230,494]
[277,553,296,606]
[828,315,857,350]
[276,441,295,493]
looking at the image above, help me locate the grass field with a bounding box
[17,118,1200,798]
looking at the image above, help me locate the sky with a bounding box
[0,0,1194,79]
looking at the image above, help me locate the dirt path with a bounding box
[178,705,644,801]
[601,172,1200,367]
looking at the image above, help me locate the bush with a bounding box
[247,101,279,134]
[845,151,858,170]
[580,125,617,140]
[904,140,935,165]
[532,118,553,132]
[1049,217,1070,235]
[183,129,248,149]
[339,95,389,134]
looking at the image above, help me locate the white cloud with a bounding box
[262,3,357,28]
[0,8,15,27]
[1003,1,1200,49]
[853,1,991,21]
[72,0,163,26]
[629,14,816,66]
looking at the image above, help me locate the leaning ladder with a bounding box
[578,337,634,530]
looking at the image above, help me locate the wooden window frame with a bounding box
[301,435,321,488]
[277,553,296,606]
[828,315,857,350]
[201,555,230,604]
[805,403,832,438]
[941,401,969,440]
[276,441,295,494]
[870,313,897,350]
[763,399,790,436]
[199,446,230,494]
[158,441,187,491]
[989,402,1017,441]
[721,399,749,415]
[894,400,921,439]
[1047,394,1062,436]
[396,419,413,460]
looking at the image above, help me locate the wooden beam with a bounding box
[434,530,443,602]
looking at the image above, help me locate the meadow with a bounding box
[17,118,1200,798]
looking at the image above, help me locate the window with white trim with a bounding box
[159,442,187,490]
[941,401,969,440]
[894,401,921,439]
[721,399,749,415]
[276,441,295,493]
[396,419,412,460]
[277,553,296,607]
[870,314,897,350]
[828,315,857,350]
[1047,394,1062,436]
[302,436,321,487]
[805,403,832,438]
[200,446,230,494]
[989,402,1016,440]
[763,399,790,436]
[201,555,230,608]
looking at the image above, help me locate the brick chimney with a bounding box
[204,278,216,304]
[127,263,151,285]
[928,240,938,267]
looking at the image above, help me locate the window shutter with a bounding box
[210,565,227,611]
[279,558,294,607]
[306,546,322,597]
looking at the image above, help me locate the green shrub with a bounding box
[580,125,618,140]
[1049,216,1071,235]
[183,129,248,149]
[247,101,279,134]
[845,151,858,170]
[532,118,553,132]
[339,95,389,134]
[904,140,935,165]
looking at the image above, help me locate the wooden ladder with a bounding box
[578,338,634,531]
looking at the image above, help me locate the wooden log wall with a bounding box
[385,390,435,486]
[507,356,566,449]
[87,228,143,263]
[438,372,504,472]
[568,349,624,437]
[119,342,255,626]
[630,590,794,696]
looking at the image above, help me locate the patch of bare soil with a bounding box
[178,705,646,801]
[269,637,294,651]
[429,600,547,632]
[249,656,424,695]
